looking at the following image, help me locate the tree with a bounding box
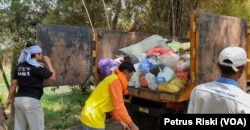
[0,1,51,129]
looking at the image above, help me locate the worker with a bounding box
[80,61,139,130]
[5,43,56,130]
[187,46,250,113]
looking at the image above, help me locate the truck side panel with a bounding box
[96,29,151,59]
[196,12,248,91]
[36,24,93,86]
[96,29,189,60]
[247,28,250,86]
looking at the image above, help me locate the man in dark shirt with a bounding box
[5,43,56,130]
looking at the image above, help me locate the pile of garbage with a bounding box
[98,35,190,93]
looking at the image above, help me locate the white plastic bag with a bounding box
[119,35,167,58]
[145,72,157,90]
[158,54,180,70]
[155,66,176,84]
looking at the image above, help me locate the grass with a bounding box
[0,64,11,105]
[0,64,90,130]
[42,86,89,130]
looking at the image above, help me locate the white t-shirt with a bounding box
[187,80,250,113]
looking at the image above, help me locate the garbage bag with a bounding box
[138,58,153,75]
[98,58,120,77]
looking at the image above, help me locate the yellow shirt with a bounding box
[80,69,132,128]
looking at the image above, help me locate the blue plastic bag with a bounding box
[139,58,153,75]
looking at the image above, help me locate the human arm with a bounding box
[43,56,56,80]
[127,122,138,130]
[5,79,18,108]
[109,80,139,130]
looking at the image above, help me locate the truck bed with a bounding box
[127,85,192,103]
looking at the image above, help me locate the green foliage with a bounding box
[0,0,51,72]
[42,86,89,129]
[1,0,250,129]
[197,0,250,23]
[111,0,200,37]
[42,0,110,29]
[2,0,250,60]
[219,0,250,21]
[0,64,10,103]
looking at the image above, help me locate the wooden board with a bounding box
[127,87,181,103]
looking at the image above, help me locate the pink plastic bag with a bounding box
[147,47,175,56]
[139,74,148,88]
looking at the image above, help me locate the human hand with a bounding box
[43,56,51,64]
[120,121,130,130]
[5,99,13,108]
[128,121,139,130]
[42,55,56,80]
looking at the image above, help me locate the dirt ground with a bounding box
[69,119,122,130]
[68,112,159,130]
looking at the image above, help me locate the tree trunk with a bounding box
[0,104,8,130]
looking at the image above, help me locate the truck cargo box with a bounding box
[125,12,249,103]
[37,12,248,103]
[37,12,249,130]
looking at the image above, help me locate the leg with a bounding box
[14,97,28,130]
[81,123,105,130]
[22,97,44,130]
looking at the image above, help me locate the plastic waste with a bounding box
[155,66,176,84]
[145,73,157,90]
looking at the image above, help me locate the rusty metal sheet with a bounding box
[197,12,248,89]
[36,24,93,86]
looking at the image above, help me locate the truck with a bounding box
[36,12,250,130]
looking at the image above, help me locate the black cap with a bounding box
[118,62,136,72]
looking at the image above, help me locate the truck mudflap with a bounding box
[37,24,93,86]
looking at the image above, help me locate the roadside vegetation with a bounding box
[1,0,250,129]
[0,64,10,105]
[0,64,91,130]
[42,86,89,129]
